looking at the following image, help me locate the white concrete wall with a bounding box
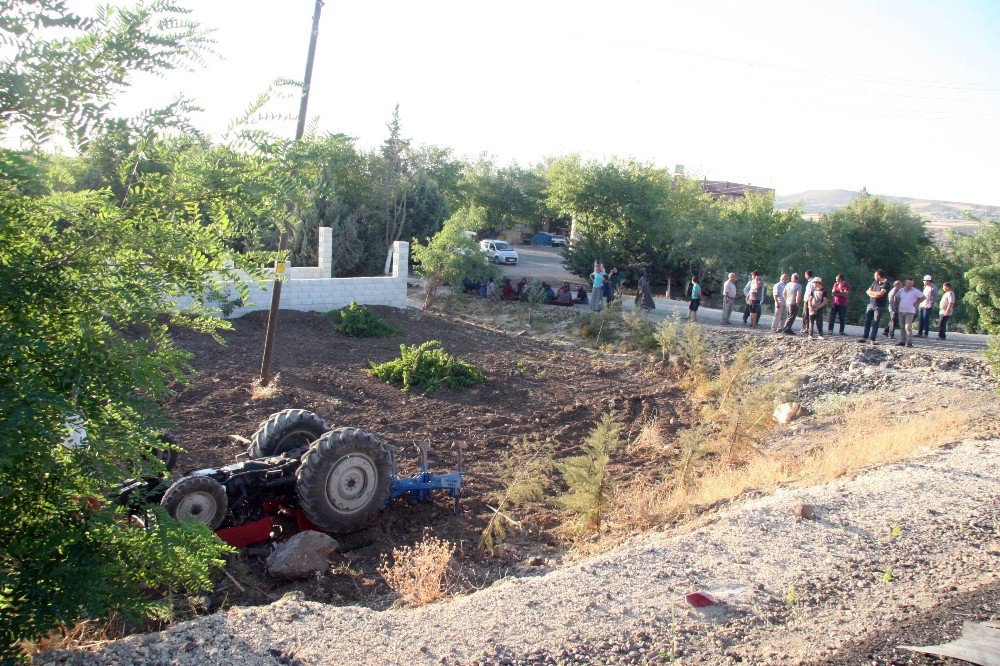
[177,230,409,317]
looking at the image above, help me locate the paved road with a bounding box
[620,295,989,354]
[496,245,577,286]
[490,246,989,354]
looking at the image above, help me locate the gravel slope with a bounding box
[49,439,999,666]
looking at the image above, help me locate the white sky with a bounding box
[92,0,1000,204]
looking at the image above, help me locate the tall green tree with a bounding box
[821,190,931,280]
[0,1,245,657]
[548,156,705,285]
[459,155,547,233]
[956,220,1000,332]
[411,205,499,306]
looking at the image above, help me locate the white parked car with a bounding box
[479,239,519,265]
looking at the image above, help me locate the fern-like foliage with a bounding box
[369,341,485,393]
[329,301,403,337]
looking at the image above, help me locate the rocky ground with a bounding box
[38,301,999,665]
[44,439,999,665]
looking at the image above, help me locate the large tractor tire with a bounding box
[296,428,391,534]
[248,409,328,458]
[152,431,180,472]
[160,476,229,530]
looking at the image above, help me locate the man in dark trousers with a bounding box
[858,269,890,346]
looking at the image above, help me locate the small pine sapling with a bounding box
[479,436,557,552]
[558,413,625,533]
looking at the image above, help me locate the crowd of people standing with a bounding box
[495,260,959,348]
[715,269,956,345]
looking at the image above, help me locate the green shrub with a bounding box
[370,341,486,393]
[624,311,658,351]
[654,316,708,374]
[581,310,621,344]
[330,301,403,337]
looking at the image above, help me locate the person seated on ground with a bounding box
[485,278,496,299]
[554,282,574,306]
[478,281,488,298]
[541,281,556,304]
[515,277,528,298]
[461,277,482,295]
[501,277,518,301]
[574,284,589,304]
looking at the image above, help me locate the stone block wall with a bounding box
[176,230,409,317]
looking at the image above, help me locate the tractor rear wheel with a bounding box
[295,428,390,533]
[152,431,180,472]
[248,409,328,458]
[160,476,229,529]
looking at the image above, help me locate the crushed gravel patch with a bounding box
[45,438,999,666]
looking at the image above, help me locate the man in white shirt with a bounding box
[938,282,955,340]
[893,278,925,348]
[917,275,937,338]
[771,274,788,332]
[721,273,738,325]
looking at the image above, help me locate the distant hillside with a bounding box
[775,189,998,236]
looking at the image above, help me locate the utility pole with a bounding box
[259,0,324,386]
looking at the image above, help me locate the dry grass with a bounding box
[629,416,672,456]
[613,403,969,533]
[378,534,455,607]
[798,405,968,482]
[20,619,123,658]
[249,373,281,400]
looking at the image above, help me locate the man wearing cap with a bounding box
[917,275,937,338]
[806,277,829,340]
[893,277,925,348]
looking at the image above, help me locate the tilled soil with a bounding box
[162,307,680,606]
[52,439,1000,666]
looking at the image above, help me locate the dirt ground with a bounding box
[165,306,682,608]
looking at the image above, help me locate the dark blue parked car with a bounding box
[530,231,566,247]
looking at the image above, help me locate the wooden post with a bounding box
[259,0,324,386]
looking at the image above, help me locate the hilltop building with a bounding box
[699,179,774,200]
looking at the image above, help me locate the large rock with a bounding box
[266,530,338,579]
[773,402,802,425]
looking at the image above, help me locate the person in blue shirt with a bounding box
[688,276,702,322]
[590,261,606,312]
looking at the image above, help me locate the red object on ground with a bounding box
[685,591,719,607]
[294,507,321,532]
[215,517,274,547]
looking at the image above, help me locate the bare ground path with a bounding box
[55,439,999,666]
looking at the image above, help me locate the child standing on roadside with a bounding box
[807,277,829,340]
[688,276,702,323]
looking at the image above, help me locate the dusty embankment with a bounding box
[47,438,999,666]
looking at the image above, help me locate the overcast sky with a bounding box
[93,0,1000,204]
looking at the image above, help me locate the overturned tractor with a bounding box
[121,409,462,546]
